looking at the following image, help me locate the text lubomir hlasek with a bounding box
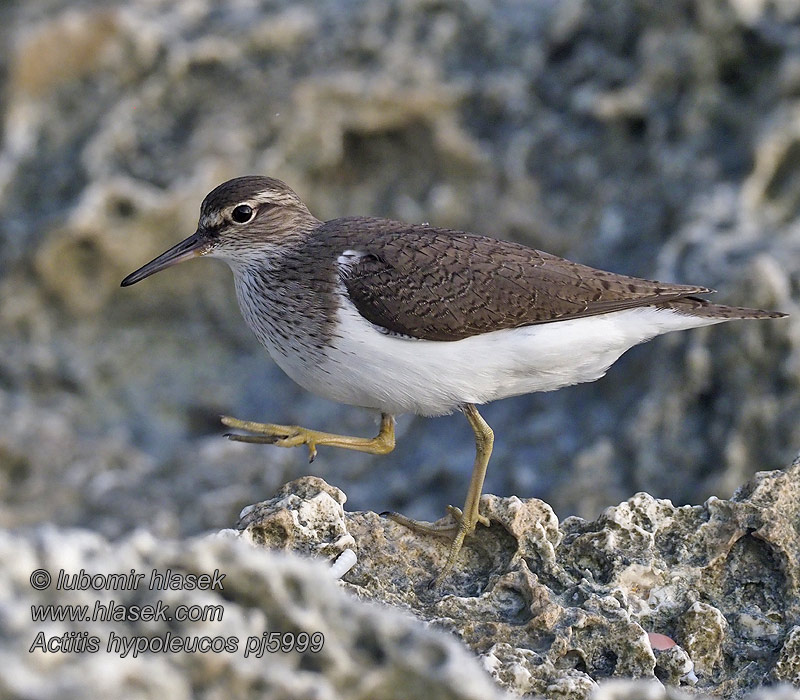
[54,568,225,591]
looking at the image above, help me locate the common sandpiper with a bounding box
[121,176,787,586]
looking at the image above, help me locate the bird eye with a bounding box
[231,204,254,223]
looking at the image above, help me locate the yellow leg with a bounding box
[384,404,493,587]
[221,413,395,463]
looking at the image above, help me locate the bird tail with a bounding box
[656,296,788,320]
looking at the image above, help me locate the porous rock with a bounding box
[235,457,800,699]
[0,526,512,700]
[236,476,355,558]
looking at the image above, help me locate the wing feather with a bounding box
[325,218,711,341]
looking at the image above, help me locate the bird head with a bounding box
[121,176,318,286]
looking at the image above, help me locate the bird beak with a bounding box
[121,230,211,287]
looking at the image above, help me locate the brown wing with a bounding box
[326,218,712,341]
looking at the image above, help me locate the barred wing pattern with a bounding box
[329,218,712,341]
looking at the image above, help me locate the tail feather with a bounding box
[656,296,788,320]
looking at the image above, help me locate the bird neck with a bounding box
[228,240,338,359]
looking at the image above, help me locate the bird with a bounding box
[121,176,787,587]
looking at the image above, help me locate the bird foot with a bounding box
[382,505,489,536]
[382,504,490,588]
[220,413,396,462]
[381,510,457,537]
[221,415,320,462]
[445,505,491,530]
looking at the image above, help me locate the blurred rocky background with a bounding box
[0,0,798,541]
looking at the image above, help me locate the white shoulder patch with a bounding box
[337,249,369,265]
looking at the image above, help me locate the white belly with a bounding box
[297,300,726,416]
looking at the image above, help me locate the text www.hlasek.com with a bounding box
[32,600,223,623]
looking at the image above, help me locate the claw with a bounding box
[224,433,283,445]
[445,504,489,532]
[445,505,464,522]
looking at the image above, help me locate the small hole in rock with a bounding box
[354,628,387,665]
[112,197,136,218]
[249,523,289,546]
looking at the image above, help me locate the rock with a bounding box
[679,603,727,677]
[591,680,800,700]
[235,458,800,698]
[2,461,799,698]
[236,476,355,559]
[772,626,800,686]
[0,526,513,700]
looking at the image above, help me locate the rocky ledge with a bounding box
[2,458,799,699]
[233,458,800,698]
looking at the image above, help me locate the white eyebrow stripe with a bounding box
[248,191,296,207]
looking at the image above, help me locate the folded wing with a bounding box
[329,218,714,342]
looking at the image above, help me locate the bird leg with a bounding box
[384,404,493,587]
[221,413,395,463]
